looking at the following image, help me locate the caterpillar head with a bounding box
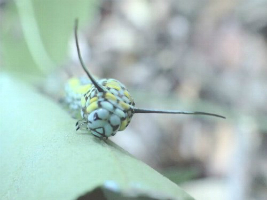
[74,19,225,139]
[80,79,135,138]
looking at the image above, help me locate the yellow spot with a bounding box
[106,83,121,91]
[86,102,98,113]
[90,97,98,103]
[124,91,130,98]
[77,84,92,94]
[105,93,117,101]
[119,119,128,131]
[68,78,80,88]
[113,85,121,91]
[120,101,130,110]
[81,96,86,107]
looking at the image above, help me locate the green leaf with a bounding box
[161,167,201,185]
[1,0,98,76]
[0,74,194,200]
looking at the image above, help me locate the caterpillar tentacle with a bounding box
[74,19,105,93]
[133,108,225,119]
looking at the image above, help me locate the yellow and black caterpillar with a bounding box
[63,20,225,139]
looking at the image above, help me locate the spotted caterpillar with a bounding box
[63,20,225,139]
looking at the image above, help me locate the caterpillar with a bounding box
[67,19,225,139]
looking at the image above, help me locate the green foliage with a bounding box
[0,74,194,200]
[1,0,97,76]
[161,167,201,185]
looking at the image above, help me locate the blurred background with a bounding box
[1,0,267,199]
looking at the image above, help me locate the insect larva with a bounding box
[73,19,225,139]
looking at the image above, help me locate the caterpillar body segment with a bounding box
[70,19,225,139]
[64,77,93,117]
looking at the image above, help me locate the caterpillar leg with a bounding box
[76,120,87,131]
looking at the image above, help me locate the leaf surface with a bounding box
[0,75,194,200]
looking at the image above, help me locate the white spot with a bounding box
[115,109,125,118]
[110,115,121,126]
[98,109,109,119]
[95,128,104,134]
[110,88,119,96]
[104,124,113,137]
[101,101,114,112]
